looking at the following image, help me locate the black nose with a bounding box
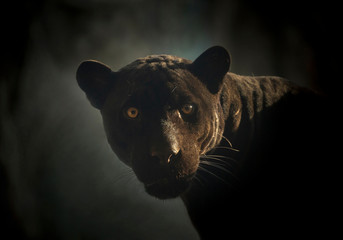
[151,150,181,165]
[170,150,182,162]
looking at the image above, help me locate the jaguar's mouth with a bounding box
[144,175,194,199]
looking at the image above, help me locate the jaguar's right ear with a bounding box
[190,46,230,94]
[76,60,116,109]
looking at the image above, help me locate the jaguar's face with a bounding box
[76,46,230,199]
[101,62,224,198]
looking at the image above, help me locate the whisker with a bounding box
[192,174,206,187]
[112,168,136,185]
[202,157,227,165]
[200,161,234,176]
[202,154,237,163]
[197,165,230,185]
[201,157,233,169]
[221,135,233,148]
[171,86,177,93]
[213,146,240,152]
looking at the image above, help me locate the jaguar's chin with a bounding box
[144,176,193,199]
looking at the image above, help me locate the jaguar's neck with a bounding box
[219,73,300,149]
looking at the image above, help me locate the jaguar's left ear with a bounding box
[76,60,116,109]
[190,46,231,94]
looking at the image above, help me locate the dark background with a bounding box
[0,0,339,239]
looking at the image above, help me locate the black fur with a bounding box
[77,46,340,239]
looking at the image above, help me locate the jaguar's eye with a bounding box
[181,104,194,115]
[126,107,139,119]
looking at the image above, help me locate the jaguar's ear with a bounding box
[76,60,115,109]
[190,46,231,94]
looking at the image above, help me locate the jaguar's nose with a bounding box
[151,150,182,165]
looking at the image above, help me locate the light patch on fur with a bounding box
[161,119,180,154]
[177,111,182,119]
[200,110,220,155]
[234,108,241,116]
[213,111,220,145]
[209,111,220,152]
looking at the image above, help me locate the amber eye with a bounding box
[181,104,194,115]
[126,107,139,118]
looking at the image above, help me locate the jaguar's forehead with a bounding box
[116,55,197,101]
[118,55,190,86]
[119,54,192,73]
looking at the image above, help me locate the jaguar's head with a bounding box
[76,46,230,199]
